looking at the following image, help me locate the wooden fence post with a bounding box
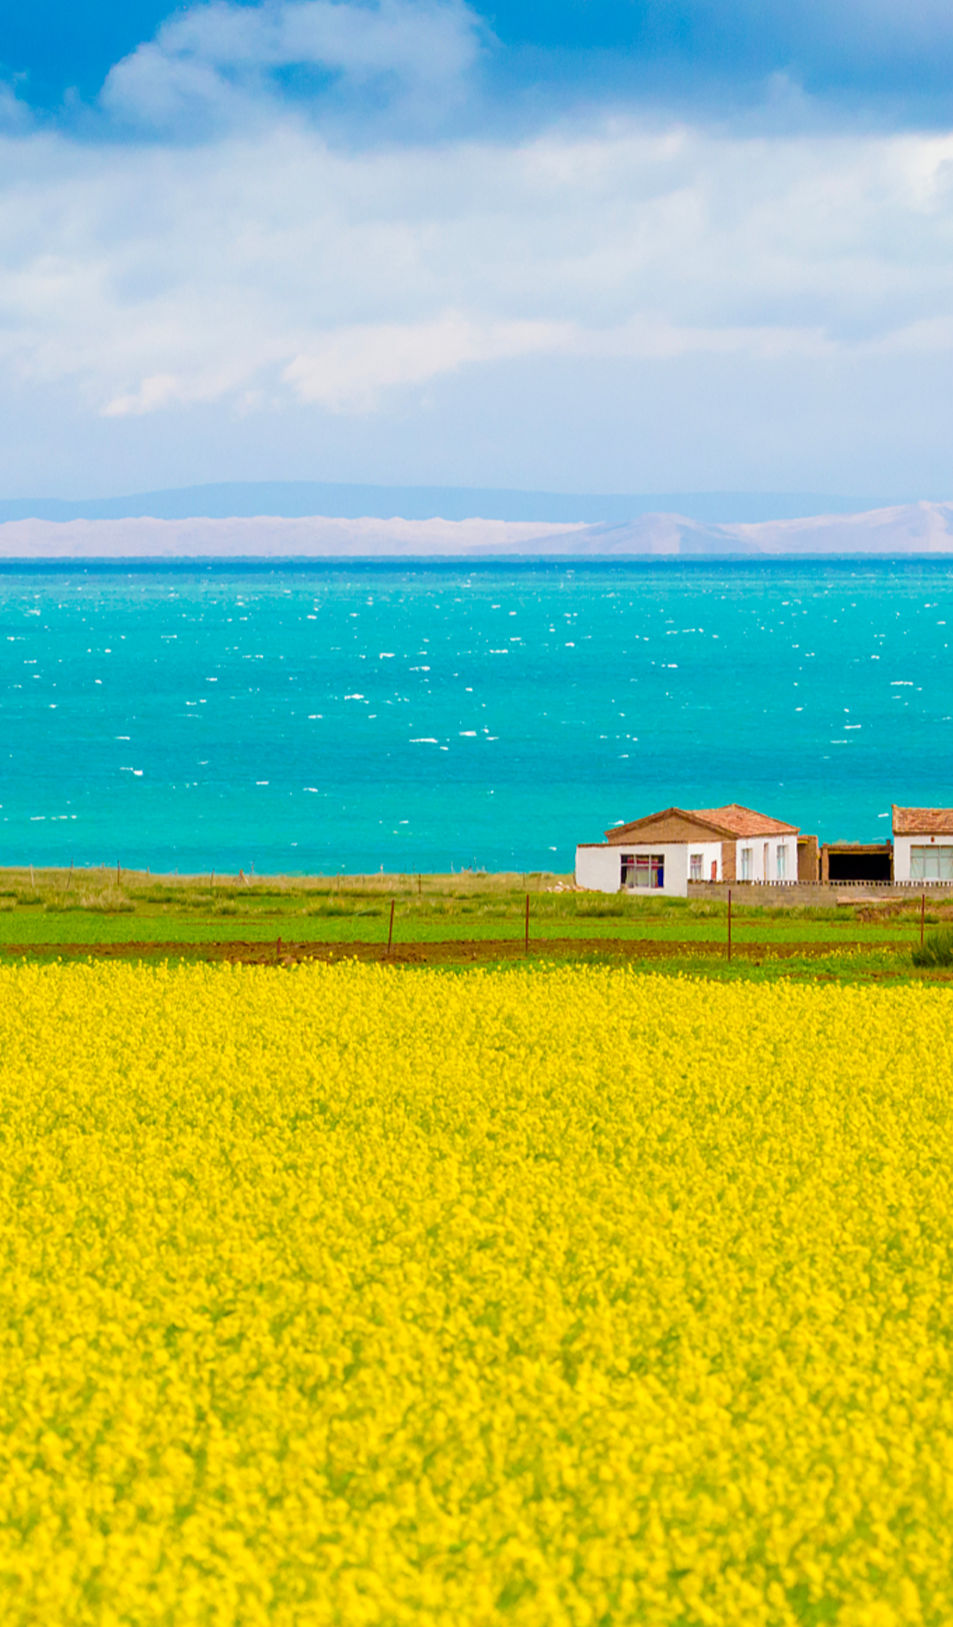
[727,887,732,962]
[525,892,530,955]
[387,898,395,955]
[921,891,926,946]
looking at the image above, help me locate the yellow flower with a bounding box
[0,962,949,1623]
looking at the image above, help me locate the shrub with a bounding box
[912,925,953,967]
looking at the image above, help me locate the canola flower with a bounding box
[0,960,951,1626]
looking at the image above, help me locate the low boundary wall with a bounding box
[687,881,953,906]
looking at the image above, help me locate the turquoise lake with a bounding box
[1,558,951,875]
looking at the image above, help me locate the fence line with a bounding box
[693,879,953,891]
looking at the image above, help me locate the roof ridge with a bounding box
[603,805,736,840]
[689,801,799,836]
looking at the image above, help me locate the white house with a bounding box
[576,804,800,897]
[892,806,953,882]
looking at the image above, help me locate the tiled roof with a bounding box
[689,803,799,837]
[603,803,798,841]
[892,805,953,835]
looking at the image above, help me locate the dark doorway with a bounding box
[826,847,892,882]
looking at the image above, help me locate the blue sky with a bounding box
[11,2,953,120]
[2,1,953,501]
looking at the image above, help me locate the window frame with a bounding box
[910,844,953,881]
[629,853,665,889]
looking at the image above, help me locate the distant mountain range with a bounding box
[557,502,953,555]
[0,482,889,527]
[1,500,953,557]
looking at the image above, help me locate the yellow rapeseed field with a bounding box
[0,961,950,1626]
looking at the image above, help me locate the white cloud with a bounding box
[101,0,486,134]
[277,313,842,412]
[3,63,953,490]
[281,314,577,410]
[0,83,31,133]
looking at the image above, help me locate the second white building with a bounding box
[892,805,953,881]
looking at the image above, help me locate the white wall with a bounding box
[578,833,799,891]
[575,843,689,897]
[686,841,724,883]
[575,845,623,893]
[893,834,953,882]
[734,833,798,884]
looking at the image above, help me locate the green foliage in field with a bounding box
[0,865,943,965]
[912,925,953,968]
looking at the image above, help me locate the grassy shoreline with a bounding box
[0,864,949,980]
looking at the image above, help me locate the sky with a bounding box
[2,2,953,502]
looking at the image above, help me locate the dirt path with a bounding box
[0,936,914,966]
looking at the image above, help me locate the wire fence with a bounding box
[708,879,953,890]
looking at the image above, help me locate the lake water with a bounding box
[1,557,951,875]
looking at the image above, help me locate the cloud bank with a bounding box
[1,0,953,499]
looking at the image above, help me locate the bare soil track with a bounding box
[0,937,914,966]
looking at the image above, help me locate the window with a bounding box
[911,845,953,881]
[629,853,665,888]
[763,842,769,877]
[690,852,703,881]
[620,853,634,885]
[777,844,787,880]
[740,847,752,880]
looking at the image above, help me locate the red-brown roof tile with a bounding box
[892,805,953,835]
[689,803,799,837]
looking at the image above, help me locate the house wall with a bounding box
[577,834,798,892]
[893,833,953,881]
[575,843,690,896]
[606,813,728,846]
[797,835,820,882]
[575,845,624,893]
[732,833,799,884]
[685,841,725,883]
